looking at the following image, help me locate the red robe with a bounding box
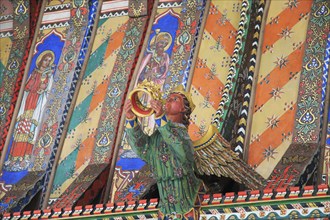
[10,68,50,158]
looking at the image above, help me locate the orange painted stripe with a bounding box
[76,23,128,168]
[262,0,313,52]
[191,58,224,109]
[188,122,202,142]
[248,104,296,166]
[89,77,110,113]
[253,47,304,111]
[205,3,237,56]
[88,23,127,113]
[75,130,97,169]
[104,21,128,58]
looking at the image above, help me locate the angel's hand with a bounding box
[150,99,164,118]
[124,99,135,119]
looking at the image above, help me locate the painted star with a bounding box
[266,115,280,129]
[270,87,284,100]
[280,27,293,40]
[263,146,277,161]
[274,55,289,69]
[286,0,299,10]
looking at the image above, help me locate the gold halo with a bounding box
[149,31,172,51]
[36,50,55,68]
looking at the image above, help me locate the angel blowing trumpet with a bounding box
[124,83,266,219]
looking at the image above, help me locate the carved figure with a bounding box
[124,83,266,218]
[125,85,201,218]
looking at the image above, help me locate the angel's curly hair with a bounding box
[172,92,192,127]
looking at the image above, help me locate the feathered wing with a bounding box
[193,125,266,190]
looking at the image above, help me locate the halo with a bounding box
[36,50,55,68]
[149,31,172,51]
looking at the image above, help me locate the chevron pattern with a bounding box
[234,1,265,155]
[212,0,250,132]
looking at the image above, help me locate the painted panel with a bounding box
[247,0,313,179]
[188,0,242,142]
[0,0,13,89]
[110,0,207,202]
[0,0,31,152]
[48,1,130,207]
[267,0,330,188]
[0,0,95,212]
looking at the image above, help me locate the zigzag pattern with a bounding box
[158,2,181,8]
[40,22,70,30]
[44,3,71,12]
[234,1,265,155]
[212,0,250,131]
[0,14,13,21]
[100,10,128,19]
[0,32,12,38]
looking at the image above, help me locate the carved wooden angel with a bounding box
[121,83,266,217]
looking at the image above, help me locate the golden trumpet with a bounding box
[128,80,163,117]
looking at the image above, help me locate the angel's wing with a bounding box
[193,125,266,189]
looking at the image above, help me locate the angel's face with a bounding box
[165,93,185,116]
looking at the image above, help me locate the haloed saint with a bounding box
[137,29,171,86]
[5,50,55,171]
[135,30,172,134]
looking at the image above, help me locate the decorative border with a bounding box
[163,0,207,94]
[0,31,12,38]
[2,184,328,219]
[40,21,70,30]
[0,14,13,21]
[292,0,330,144]
[233,0,265,155]
[0,0,31,152]
[43,3,71,12]
[158,1,182,8]
[100,10,128,19]
[212,0,250,133]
